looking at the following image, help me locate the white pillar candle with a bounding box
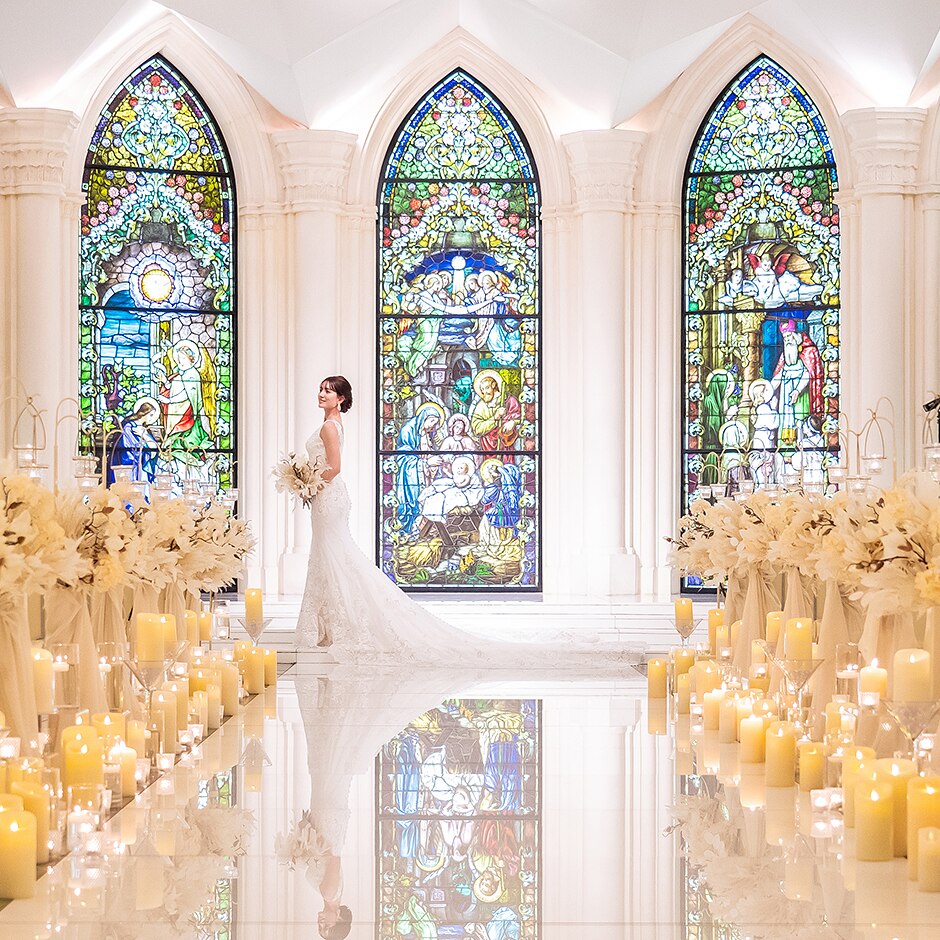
[703,689,725,731]
[856,781,894,861]
[244,589,263,623]
[707,608,724,653]
[859,662,888,699]
[740,714,765,763]
[31,648,53,714]
[919,827,940,891]
[9,781,49,864]
[766,611,783,646]
[647,659,667,699]
[893,648,931,702]
[765,721,797,787]
[0,807,37,898]
[926,608,940,699]
[873,757,917,856]
[784,618,813,660]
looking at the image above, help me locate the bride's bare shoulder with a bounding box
[319,421,341,441]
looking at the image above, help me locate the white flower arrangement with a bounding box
[272,452,330,508]
[274,811,331,870]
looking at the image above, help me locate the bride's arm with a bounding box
[320,423,342,482]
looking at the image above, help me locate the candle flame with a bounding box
[9,822,18,832]
[870,790,881,801]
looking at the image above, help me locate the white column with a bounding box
[842,108,926,473]
[913,190,940,459]
[273,130,357,593]
[562,130,645,598]
[0,109,77,461]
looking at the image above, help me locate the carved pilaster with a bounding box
[562,130,646,213]
[843,108,927,196]
[0,109,77,196]
[272,129,357,210]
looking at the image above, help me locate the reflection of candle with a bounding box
[798,742,825,792]
[31,648,53,714]
[244,589,263,624]
[765,721,797,787]
[0,806,37,898]
[909,777,940,879]
[674,598,693,627]
[647,699,667,735]
[10,781,49,864]
[708,608,725,653]
[766,611,783,646]
[894,648,931,702]
[718,696,738,744]
[873,757,916,856]
[919,828,940,892]
[647,660,667,699]
[205,683,222,730]
[856,781,894,861]
[843,748,877,828]
[784,618,813,660]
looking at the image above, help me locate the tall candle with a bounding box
[893,649,931,702]
[674,597,693,627]
[92,712,126,745]
[784,618,813,660]
[740,714,765,763]
[647,659,667,699]
[219,661,240,716]
[10,781,49,864]
[856,781,894,861]
[184,610,199,646]
[926,608,940,699]
[715,623,730,653]
[136,613,165,662]
[703,689,725,731]
[907,776,940,879]
[163,678,190,730]
[873,757,916,856]
[676,673,691,715]
[263,648,277,686]
[766,611,783,646]
[126,720,147,758]
[60,724,98,755]
[842,747,877,828]
[765,721,797,787]
[205,682,222,730]
[694,660,720,699]
[31,648,53,714]
[198,610,213,642]
[151,691,177,753]
[243,648,265,695]
[673,647,695,676]
[109,743,137,798]
[159,615,178,652]
[233,640,251,662]
[191,691,209,729]
[708,608,725,653]
[918,828,940,892]
[798,742,825,792]
[0,807,37,898]
[63,740,104,791]
[244,588,263,624]
[718,696,739,744]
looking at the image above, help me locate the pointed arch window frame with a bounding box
[78,54,239,494]
[375,69,543,593]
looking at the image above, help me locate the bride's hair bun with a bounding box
[324,375,353,413]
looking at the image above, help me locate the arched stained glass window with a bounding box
[377,697,541,935]
[378,71,541,590]
[682,57,840,527]
[79,56,236,493]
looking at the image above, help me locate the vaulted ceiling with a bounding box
[3,0,940,136]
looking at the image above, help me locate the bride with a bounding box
[295,375,641,666]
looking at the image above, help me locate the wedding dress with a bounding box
[295,419,642,667]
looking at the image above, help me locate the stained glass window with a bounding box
[377,71,540,590]
[377,698,540,938]
[683,57,840,523]
[79,56,236,493]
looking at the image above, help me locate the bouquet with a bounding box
[272,452,330,508]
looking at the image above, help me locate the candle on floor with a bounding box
[244,589,263,624]
[243,648,265,695]
[856,781,895,861]
[842,747,877,828]
[674,597,693,629]
[873,757,917,856]
[740,714,765,763]
[784,618,813,660]
[908,777,940,879]
[31,648,53,714]
[703,689,725,731]
[263,648,277,686]
[191,691,209,730]
[92,712,126,746]
[163,678,190,731]
[919,828,940,892]
[735,696,754,742]
[126,720,147,758]
[694,660,720,699]
[0,805,37,899]
[9,781,49,864]
[219,661,240,716]
[109,743,137,798]
[765,721,797,787]
[647,659,667,699]
[673,647,694,677]
[894,648,931,702]
[708,608,724,654]
[798,742,825,792]
[63,740,104,791]
[59,724,98,757]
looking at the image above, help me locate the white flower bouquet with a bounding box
[274,811,331,870]
[272,452,330,508]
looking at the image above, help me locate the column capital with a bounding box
[842,107,927,195]
[272,129,357,209]
[0,108,78,196]
[562,129,646,212]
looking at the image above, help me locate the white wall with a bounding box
[2,18,940,601]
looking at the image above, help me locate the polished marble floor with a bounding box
[2,664,938,939]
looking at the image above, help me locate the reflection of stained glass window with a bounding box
[377,698,540,938]
[377,71,540,590]
[683,57,840,543]
[79,57,236,494]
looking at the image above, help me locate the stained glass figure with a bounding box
[378,71,540,589]
[377,698,540,938]
[683,57,840,521]
[79,57,236,493]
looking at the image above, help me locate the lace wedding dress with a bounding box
[295,419,642,667]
